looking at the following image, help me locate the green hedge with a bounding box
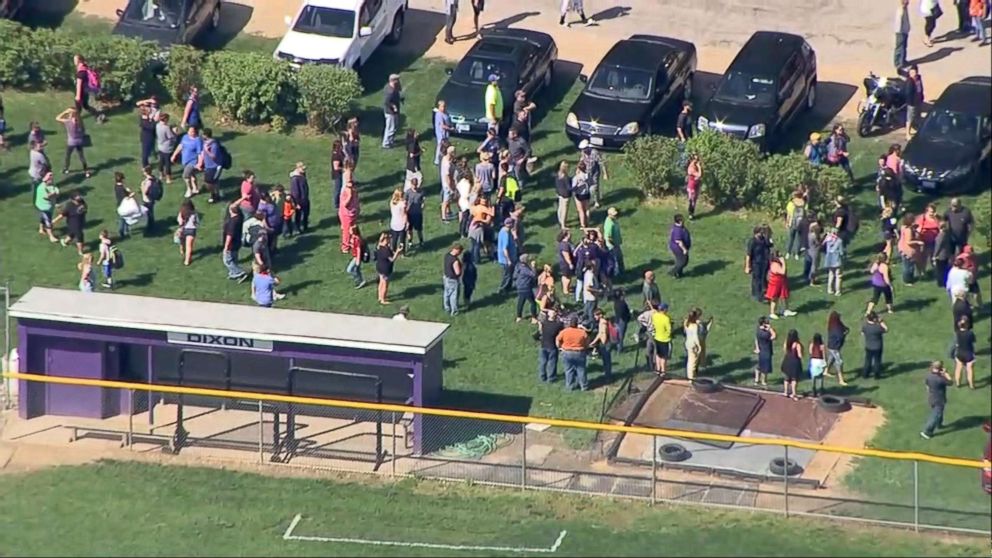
[295,64,363,132]
[623,131,852,216]
[203,52,298,125]
[162,45,205,105]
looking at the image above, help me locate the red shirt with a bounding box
[915,213,940,244]
[349,234,363,260]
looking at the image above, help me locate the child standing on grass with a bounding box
[346,224,367,289]
[97,230,115,289]
[78,253,96,293]
[282,192,296,237]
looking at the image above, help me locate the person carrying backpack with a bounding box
[72,54,105,122]
[141,165,163,235]
[784,188,807,260]
[803,132,826,166]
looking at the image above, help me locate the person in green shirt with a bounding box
[34,171,60,243]
[484,74,503,132]
[604,207,624,276]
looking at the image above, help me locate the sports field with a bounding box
[0,11,989,544]
[0,461,984,557]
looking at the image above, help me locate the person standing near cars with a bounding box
[920,360,952,439]
[433,100,453,165]
[485,74,503,132]
[903,65,924,139]
[382,74,402,149]
[676,101,693,143]
[895,0,911,71]
[944,197,974,255]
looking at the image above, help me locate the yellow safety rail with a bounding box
[4,372,988,469]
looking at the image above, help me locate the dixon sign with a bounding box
[166,332,274,352]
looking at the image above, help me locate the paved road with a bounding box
[71,0,991,117]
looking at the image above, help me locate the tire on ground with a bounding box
[769,457,803,476]
[691,377,721,394]
[659,443,691,462]
[817,394,850,413]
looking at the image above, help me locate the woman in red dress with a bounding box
[685,153,702,220]
[766,251,798,319]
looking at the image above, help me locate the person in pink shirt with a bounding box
[338,179,361,253]
[884,143,903,175]
[914,203,940,267]
[238,170,260,218]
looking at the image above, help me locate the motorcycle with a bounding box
[856,71,907,137]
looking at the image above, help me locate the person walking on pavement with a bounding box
[443,243,464,316]
[895,0,911,71]
[920,360,952,439]
[559,0,591,26]
[433,100,453,165]
[382,74,402,149]
[920,0,943,47]
[444,0,459,44]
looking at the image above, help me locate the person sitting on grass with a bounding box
[251,263,282,308]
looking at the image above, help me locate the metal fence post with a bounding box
[521,424,527,490]
[913,460,919,533]
[651,435,658,506]
[127,389,134,449]
[258,401,264,464]
[2,282,10,411]
[783,445,790,518]
[391,411,397,477]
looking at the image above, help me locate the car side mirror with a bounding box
[578,74,588,83]
[284,15,293,26]
[359,26,372,37]
[116,8,124,17]
[445,68,454,76]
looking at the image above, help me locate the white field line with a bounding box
[282,514,568,554]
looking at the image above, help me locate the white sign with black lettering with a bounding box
[166,331,274,352]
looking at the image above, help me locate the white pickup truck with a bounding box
[274,0,407,71]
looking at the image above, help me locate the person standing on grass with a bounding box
[538,309,563,383]
[56,108,91,178]
[443,243,463,316]
[179,85,202,129]
[346,224,367,289]
[953,316,977,388]
[809,333,827,397]
[440,145,456,222]
[637,303,658,371]
[571,161,591,229]
[581,261,601,325]
[676,101,693,143]
[827,125,854,183]
[861,311,888,379]
[475,151,496,202]
[496,218,517,295]
[642,270,661,309]
[199,129,223,203]
[514,254,539,323]
[485,73,503,132]
[406,128,422,179]
[895,0,911,71]
[920,360,952,439]
[34,171,60,244]
[604,207,624,276]
[880,206,898,259]
[612,288,631,353]
[590,308,614,382]
[579,140,607,209]
[555,161,572,229]
[78,253,97,292]
[387,188,408,253]
[933,221,953,288]
[171,127,203,199]
[29,139,51,184]
[72,55,105,122]
[652,302,673,376]
[785,188,807,260]
[237,170,260,219]
[331,139,345,208]
[825,311,851,386]
[695,308,714,370]
[338,180,360,253]
[375,232,402,305]
[766,251,797,319]
[754,316,776,386]
[944,198,974,255]
[382,74,402,149]
[433,100,453,166]
[557,229,576,296]
[96,230,116,290]
[915,203,940,268]
[685,154,702,220]
[138,104,157,169]
[865,252,895,316]
[823,226,845,296]
[669,214,691,279]
[344,117,361,173]
[288,161,310,234]
[53,191,87,255]
[803,222,822,287]
[140,165,161,235]
[177,199,198,266]
[221,202,248,283]
[156,113,177,184]
[745,226,772,303]
[404,178,426,250]
[683,309,702,380]
[113,172,135,239]
[781,329,803,400]
[958,246,982,306]
[557,316,590,391]
[897,214,923,285]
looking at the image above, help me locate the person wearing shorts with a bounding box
[53,192,87,255]
[953,317,976,389]
[651,302,672,375]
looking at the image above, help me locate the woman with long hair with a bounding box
[823,226,845,295]
[557,229,575,295]
[176,199,198,266]
[753,316,776,386]
[808,333,827,397]
[338,179,360,253]
[766,251,797,319]
[388,188,408,252]
[683,309,702,379]
[78,252,96,292]
[555,160,571,229]
[953,316,976,389]
[374,231,402,305]
[825,311,850,386]
[330,138,345,208]
[56,107,91,178]
[914,203,940,269]
[345,223,366,288]
[405,128,421,174]
[865,252,894,315]
[685,153,702,220]
[897,213,924,285]
[572,161,591,229]
[344,117,361,173]
[781,328,803,400]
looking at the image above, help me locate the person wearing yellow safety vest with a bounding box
[484,73,503,133]
[651,302,672,376]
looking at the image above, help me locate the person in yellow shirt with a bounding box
[651,302,672,375]
[484,74,503,133]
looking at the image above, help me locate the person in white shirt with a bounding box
[393,305,410,320]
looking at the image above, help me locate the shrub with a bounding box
[757,154,851,218]
[975,198,992,250]
[294,64,363,132]
[622,135,683,198]
[31,28,77,89]
[203,52,297,125]
[0,19,36,87]
[684,130,763,208]
[270,114,290,135]
[162,45,204,104]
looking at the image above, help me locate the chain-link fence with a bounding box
[2,375,989,536]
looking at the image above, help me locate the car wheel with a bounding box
[386,10,404,45]
[210,3,220,30]
[805,80,817,111]
[684,74,694,101]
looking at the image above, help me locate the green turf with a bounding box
[0,461,984,557]
[0,16,989,532]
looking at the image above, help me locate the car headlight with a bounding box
[566,112,579,128]
[748,124,766,138]
[941,166,970,179]
[620,122,640,135]
[697,115,709,130]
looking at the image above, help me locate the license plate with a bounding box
[921,180,936,190]
[456,124,470,132]
[590,137,604,146]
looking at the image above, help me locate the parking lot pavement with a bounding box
[71,0,991,117]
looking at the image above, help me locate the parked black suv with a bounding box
[564,35,696,149]
[113,0,221,47]
[903,77,992,193]
[697,31,816,150]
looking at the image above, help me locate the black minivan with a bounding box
[697,31,816,150]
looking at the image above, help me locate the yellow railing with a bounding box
[4,372,988,469]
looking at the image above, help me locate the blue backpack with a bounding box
[807,141,825,165]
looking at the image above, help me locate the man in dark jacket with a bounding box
[514,254,538,323]
[289,161,310,234]
[745,226,771,302]
[903,65,924,139]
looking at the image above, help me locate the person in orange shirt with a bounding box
[282,193,296,237]
[914,203,940,268]
[556,315,590,391]
[969,0,988,43]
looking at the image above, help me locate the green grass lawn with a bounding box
[0,461,984,557]
[0,14,989,531]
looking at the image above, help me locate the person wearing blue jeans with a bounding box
[537,310,563,383]
[221,203,248,281]
[496,219,517,294]
[442,244,463,316]
[433,100,452,165]
[557,316,589,391]
[382,74,402,148]
[920,361,951,439]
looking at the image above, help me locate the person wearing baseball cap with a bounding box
[382,73,402,149]
[485,73,503,133]
[651,302,672,375]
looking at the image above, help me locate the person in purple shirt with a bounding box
[669,214,692,278]
[572,230,600,301]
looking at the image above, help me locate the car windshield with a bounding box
[918,109,979,144]
[585,66,653,100]
[292,6,356,39]
[714,71,776,105]
[121,0,183,28]
[451,57,516,86]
